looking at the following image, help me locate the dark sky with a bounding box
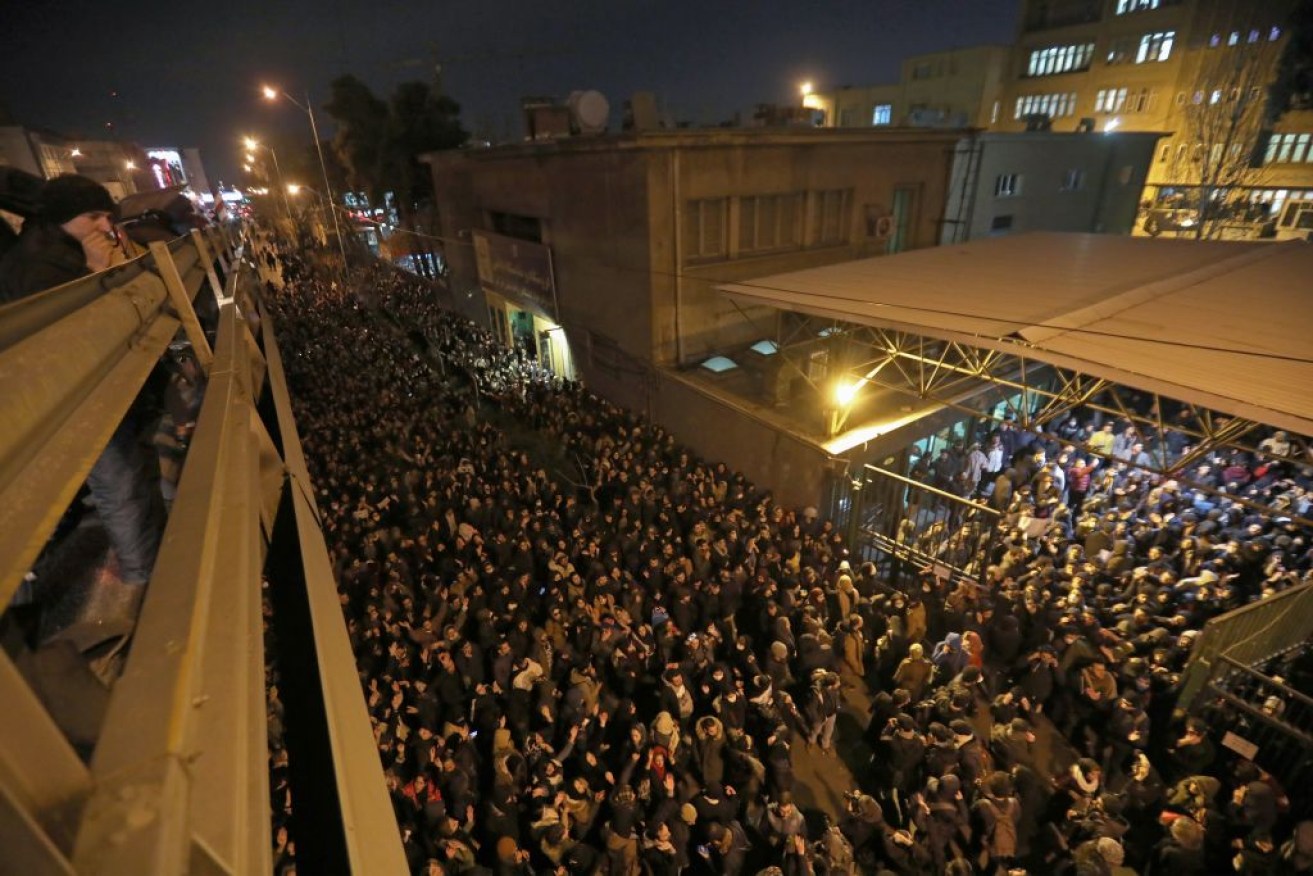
[1,0,1018,184]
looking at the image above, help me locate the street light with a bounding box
[124,160,136,170]
[261,83,348,273]
[242,136,293,219]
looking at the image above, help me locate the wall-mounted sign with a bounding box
[473,230,558,319]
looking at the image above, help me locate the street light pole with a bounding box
[264,86,350,279]
[302,91,349,275]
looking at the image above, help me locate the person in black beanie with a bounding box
[3,174,163,659]
[0,174,123,304]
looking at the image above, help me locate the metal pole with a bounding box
[304,91,349,278]
[268,147,293,221]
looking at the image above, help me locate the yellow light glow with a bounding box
[287,183,302,194]
[70,147,82,158]
[800,81,813,96]
[262,85,278,101]
[243,164,253,172]
[124,160,136,170]
[243,136,259,150]
[835,380,860,406]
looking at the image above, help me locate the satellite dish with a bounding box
[568,90,609,134]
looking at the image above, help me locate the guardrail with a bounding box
[0,225,405,873]
[1178,580,1313,707]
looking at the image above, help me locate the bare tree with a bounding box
[1162,33,1283,239]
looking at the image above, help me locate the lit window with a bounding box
[1026,42,1095,77]
[1270,26,1282,41]
[1136,31,1175,63]
[872,104,892,125]
[1210,89,1223,104]
[1209,33,1221,47]
[700,356,738,374]
[1014,92,1079,120]
[995,174,1022,197]
[1116,0,1159,12]
[1248,29,1261,43]
[750,340,779,356]
[1228,31,1240,46]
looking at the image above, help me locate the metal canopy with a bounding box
[719,232,1313,438]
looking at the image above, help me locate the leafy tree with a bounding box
[386,81,468,216]
[323,75,467,221]
[323,75,389,203]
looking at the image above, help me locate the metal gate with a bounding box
[834,463,1001,591]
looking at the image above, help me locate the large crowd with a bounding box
[260,232,1313,876]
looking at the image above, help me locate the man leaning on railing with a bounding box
[0,174,163,657]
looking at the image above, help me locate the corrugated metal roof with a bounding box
[719,233,1313,435]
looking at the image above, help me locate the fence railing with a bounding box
[1193,655,1313,817]
[837,462,1001,591]
[0,225,405,873]
[1178,581,1313,707]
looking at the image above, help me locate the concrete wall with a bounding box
[653,370,834,508]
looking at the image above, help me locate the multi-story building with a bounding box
[425,126,963,503]
[997,0,1311,228]
[0,125,146,198]
[815,45,1013,129]
[941,130,1163,242]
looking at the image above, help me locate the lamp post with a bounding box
[262,85,349,275]
[243,137,293,221]
[287,183,332,246]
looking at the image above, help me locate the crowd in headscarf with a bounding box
[258,231,1313,875]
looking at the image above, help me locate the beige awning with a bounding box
[719,232,1313,437]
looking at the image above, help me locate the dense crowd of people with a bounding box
[260,231,1313,875]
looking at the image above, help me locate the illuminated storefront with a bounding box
[474,230,576,380]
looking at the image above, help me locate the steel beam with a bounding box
[72,306,242,872]
[0,274,179,606]
[0,652,89,853]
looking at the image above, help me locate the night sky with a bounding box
[1,0,1018,184]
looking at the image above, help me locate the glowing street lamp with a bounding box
[243,163,253,172]
[800,81,813,97]
[124,160,136,170]
[70,147,82,158]
[261,83,347,270]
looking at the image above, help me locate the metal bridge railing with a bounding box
[0,226,405,873]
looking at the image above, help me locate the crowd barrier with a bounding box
[0,226,405,873]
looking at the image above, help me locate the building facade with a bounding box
[426,128,963,503]
[0,126,146,198]
[815,45,1012,130]
[940,130,1163,242]
[996,0,1311,228]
